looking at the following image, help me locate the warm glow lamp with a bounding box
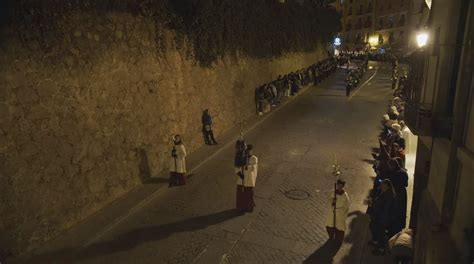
[368,36,378,46]
[416,32,429,48]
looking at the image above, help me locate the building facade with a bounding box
[336,0,375,49]
[404,0,474,263]
[336,0,410,51]
[373,0,409,51]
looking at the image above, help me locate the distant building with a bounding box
[336,0,410,52]
[336,0,375,49]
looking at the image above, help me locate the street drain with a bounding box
[284,189,310,200]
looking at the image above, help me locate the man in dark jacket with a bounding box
[202,109,218,145]
[387,158,408,238]
[369,179,396,255]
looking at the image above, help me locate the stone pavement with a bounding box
[12,62,398,264]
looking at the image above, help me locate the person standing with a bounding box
[202,109,218,145]
[234,133,248,179]
[369,179,396,255]
[387,158,408,238]
[325,179,350,245]
[169,135,187,187]
[236,144,258,213]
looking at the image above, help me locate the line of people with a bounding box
[345,56,369,96]
[366,77,412,257]
[255,57,338,115]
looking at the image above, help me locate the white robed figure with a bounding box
[325,179,350,244]
[169,134,187,186]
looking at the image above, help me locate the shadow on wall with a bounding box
[138,148,168,185]
[27,209,242,263]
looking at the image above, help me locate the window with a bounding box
[356,33,362,43]
[365,16,372,27]
[357,18,362,29]
[399,31,405,40]
[366,32,370,42]
[378,34,384,44]
[389,31,395,43]
[359,5,363,14]
[378,17,384,29]
[348,7,352,15]
[388,16,394,28]
[399,14,406,26]
[368,2,373,12]
[346,20,352,30]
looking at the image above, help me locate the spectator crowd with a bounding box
[255,57,338,115]
[366,60,413,261]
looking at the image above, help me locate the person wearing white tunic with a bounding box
[236,145,258,213]
[169,135,187,187]
[325,179,350,244]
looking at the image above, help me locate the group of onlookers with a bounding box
[345,55,369,96]
[255,57,338,115]
[366,66,413,259]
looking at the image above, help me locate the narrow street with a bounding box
[23,61,396,264]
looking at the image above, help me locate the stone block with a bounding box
[73,30,82,38]
[37,79,58,99]
[27,105,51,120]
[16,86,38,104]
[19,142,40,158]
[115,30,123,39]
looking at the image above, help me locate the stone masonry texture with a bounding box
[0,10,327,254]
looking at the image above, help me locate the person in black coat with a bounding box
[202,109,218,145]
[369,179,396,255]
[234,133,248,179]
[387,158,408,238]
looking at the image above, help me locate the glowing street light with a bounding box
[368,36,378,47]
[416,32,429,48]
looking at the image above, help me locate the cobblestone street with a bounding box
[19,62,396,264]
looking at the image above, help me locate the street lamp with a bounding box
[369,36,378,47]
[416,32,429,48]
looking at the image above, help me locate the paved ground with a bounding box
[15,61,399,264]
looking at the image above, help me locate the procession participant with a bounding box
[236,144,258,213]
[326,179,350,245]
[169,134,187,187]
[202,109,218,145]
[234,133,248,179]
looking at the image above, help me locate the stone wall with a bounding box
[0,11,327,253]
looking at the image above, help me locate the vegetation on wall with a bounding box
[5,0,340,66]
